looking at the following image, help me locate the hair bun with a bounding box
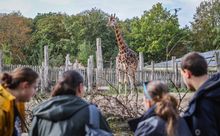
[1,73,13,87]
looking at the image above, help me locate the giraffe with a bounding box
[107,14,138,92]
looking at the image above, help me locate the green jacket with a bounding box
[29,95,111,136]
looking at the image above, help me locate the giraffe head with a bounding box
[107,14,117,28]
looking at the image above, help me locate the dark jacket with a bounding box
[128,105,156,132]
[29,95,111,136]
[129,106,192,136]
[183,73,220,136]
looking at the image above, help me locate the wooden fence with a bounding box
[1,63,218,92]
[0,42,220,92]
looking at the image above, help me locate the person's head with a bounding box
[143,81,178,136]
[143,81,168,108]
[180,52,208,91]
[1,67,39,102]
[51,70,84,97]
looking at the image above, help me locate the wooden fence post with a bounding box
[96,38,103,88]
[172,56,178,85]
[58,70,63,80]
[65,54,70,71]
[138,52,144,83]
[215,51,220,72]
[40,67,44,93]
[87,55,94,92]
[180,76,185,88]
[151,61,155,80]
[175,62,179,86]
[43,45,49,91]
[0,50,3,72]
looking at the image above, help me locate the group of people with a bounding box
[0,52,219,136]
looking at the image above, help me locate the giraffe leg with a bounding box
[116,56,122,93]
[132,71,136,92]
[128,66,137,95]
[118,69,124,94]
[118,63,126,94]
[128,70,134,90]
[124,64,129,94]
[116,65,120,93]
[126,68,132,93]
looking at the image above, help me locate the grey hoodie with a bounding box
[29,95,111,136]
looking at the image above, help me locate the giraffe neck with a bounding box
[114,25,128,54]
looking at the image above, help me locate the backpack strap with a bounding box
[88,104,100,128]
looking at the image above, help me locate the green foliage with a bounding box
[191,0,220,51]
[29,13,69,66]
[108,119,133,135]
[0,12,32,64]
[0,43,12,64]
[64,8,117,66]
[126,3,190,62]
[77,41,93,66]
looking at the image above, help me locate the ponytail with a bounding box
[155,94,178,136]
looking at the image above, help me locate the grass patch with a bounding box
[108,118,133,136]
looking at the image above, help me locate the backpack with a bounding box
[85,105,113,136]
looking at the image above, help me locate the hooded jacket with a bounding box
[29,95,111,136]
[0,85,25,136]
[183,73,220,136]
[128,105,156,132]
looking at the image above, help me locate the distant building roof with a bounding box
[146,50,220,68]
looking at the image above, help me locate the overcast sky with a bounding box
[0,0,204,27]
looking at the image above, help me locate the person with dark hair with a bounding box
[29,70,111,136]
[0,67,39,136]
[181,52,220,136]
[128,81,191,136]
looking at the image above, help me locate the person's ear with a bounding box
[182,69,192,78]
[144,98,152,109]
[20,81,30,89]
[79,83,84,92]
[76,83,84,97]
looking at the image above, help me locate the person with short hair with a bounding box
[181,52,220,136]
[29,70,111,136]
[0,67,39,136]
